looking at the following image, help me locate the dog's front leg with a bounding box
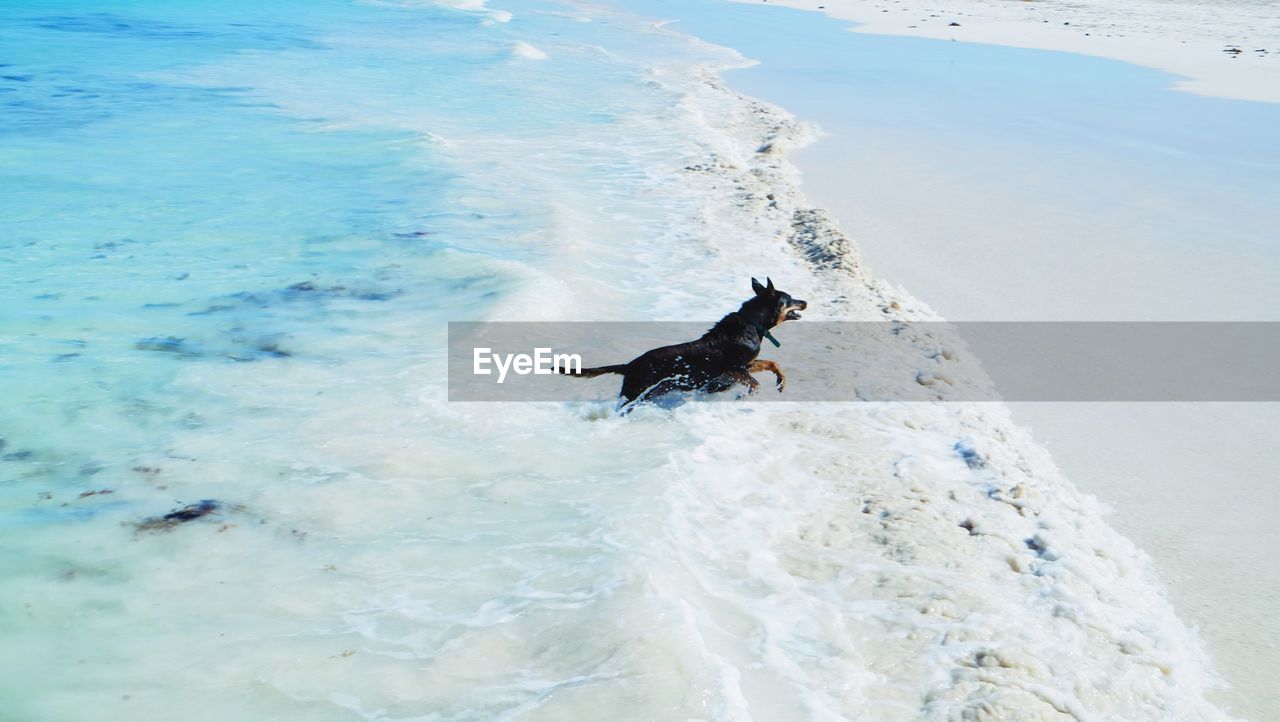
[726,368,760,396]
[747,359,786,392]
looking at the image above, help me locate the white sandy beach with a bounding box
[736,0,1280,102]
[707,0,1280,718]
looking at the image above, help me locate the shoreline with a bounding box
[650,0,1279,717]
[636,8,1240,711]
[732,0,1280,103]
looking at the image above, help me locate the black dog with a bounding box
[560,277,807,408]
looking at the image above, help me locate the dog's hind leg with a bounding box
[747,359,786,392]
[726,368,760,396]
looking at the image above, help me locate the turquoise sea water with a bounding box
[1,0,702,526]
[0,2,736,717]
[2,0,523,485]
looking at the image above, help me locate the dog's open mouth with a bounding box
[785,309,802,320]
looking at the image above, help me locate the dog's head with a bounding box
[751,276,808,327]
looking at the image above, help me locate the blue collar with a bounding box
[751,320,780,347]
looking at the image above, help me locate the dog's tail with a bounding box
[558,363,627,378]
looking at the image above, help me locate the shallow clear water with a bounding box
[0,1,1243,720]
[0,2,727,716]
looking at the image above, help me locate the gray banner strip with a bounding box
[448,322,1280,402]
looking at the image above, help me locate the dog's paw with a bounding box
[775,375,787,393]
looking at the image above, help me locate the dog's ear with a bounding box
[766,277,775,292]
[751,277,768,296]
